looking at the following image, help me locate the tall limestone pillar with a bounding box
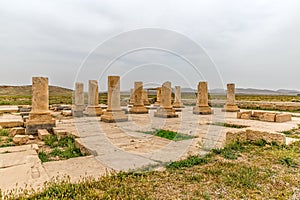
[193,82,213,114]
[101,76,128,122]
[73,82,85,117]
[222,83,240,112]
[154,87,161,106]
[26,77,55,134]
[142,90,150,106]
[128,88,135,105]
[129,82,148,114]
[154,81,178,118]
[172,86,184,108]
[84,80,103,116]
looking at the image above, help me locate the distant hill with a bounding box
[0,85,73,96]
[210,88,300,95]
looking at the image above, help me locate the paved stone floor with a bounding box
[1,106,300,194]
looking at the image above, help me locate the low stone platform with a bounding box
[0,114,24,128]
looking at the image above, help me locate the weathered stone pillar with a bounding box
[142,90,150,106]
[172,86,184,108]
[26,77,55,134]
[128,88,135,105]
[154,87,161,106]
[84,80,103,116]
[222,83,240,112]
[154,81,178,118]
[101,76,128,122]
[129,82,148,114]
[193,82,213,114]
[73,82,85,117]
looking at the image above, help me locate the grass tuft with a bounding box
[144,129,194,141]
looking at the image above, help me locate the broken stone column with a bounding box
[154,87,161,106]
[193,82,213,114]
[73,82,85,117]
[154,81,178,118]
[172,86,184,108]
[26,77,55,134]
[129,82,148,114]
[84,80,103,116]
[128,88,135,105]
[101,76,128,122]
[222,83,240,112]
[142,90,150,106]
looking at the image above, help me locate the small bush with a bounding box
[167,155,210,169]
[0,129,9,136]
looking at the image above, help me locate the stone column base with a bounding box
[101,110,128,123]
[173,102,184,108]
[26,112,55,134]
[154,102,160,107]
[72,105,84,117]
[154,107,178,118]
[129,105,148,114]
[193,106,213,115]
[222,104,240,112]
[143,101,151,106]
[84,106,103,116]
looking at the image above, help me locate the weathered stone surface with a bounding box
[173,86,184,108]
[128,88,135,105]
[154,87,161,106]
[26,77,55,134]
[259,113,276,122]
[193,82,213,114]
[13,135,29,145]
[252,111,265,119]
[237,111,252,119]
[9,127,25,137]
[38,129,50,140]
[61,110,72,117]
[246,129,286,145]
[84,80,103,116]
[101,76,128,123]
[142,90,151,106]
[75,138,98,156]
[73,82,85,117]
[0,118,24,128]
[154,82,178,118]
[129,82,148,114]
[53,127,69,139]
[222,83,240,112]
[226,130,247,144]
[275,113,292,123]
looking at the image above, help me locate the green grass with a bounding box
[281,125,300,138]
[211,122,249,129]
[0,128,9,136]
[6,140,300,199]
[39,135,84,163]
[144,129,195,141]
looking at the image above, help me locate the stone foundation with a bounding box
[154,107,178,118]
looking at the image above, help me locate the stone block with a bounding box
[275,113,292,123]
[101,110,128,123]
[154,107,178,118]
[38,129,50,140]
[61,110,72,117]
[222,104,240,112]
[75,138,97,156]
[9,127,25,137]
[259,113,276,122]
[246,129,286,145]
[237,111,252,119]
[53,128,69,139]
[0,120,24,128]
[13,135,29,145]
[193,106,213,115]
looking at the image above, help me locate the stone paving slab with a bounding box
[0,114,24,128]
[43,155,110,182]
[0,106,19,113]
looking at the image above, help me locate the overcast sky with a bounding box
[0,0,299,91]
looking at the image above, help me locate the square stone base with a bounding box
[173,102,184,108]
[222,104,240,112]
[154,107,178,118]
[154,102,160,107]
[129,105,148,114]
[101,110,128,123]
[84,106,103,116]
[193,106,213,115]
[26,113,55,134]
[73,111,84,117]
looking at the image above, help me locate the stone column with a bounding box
[128,88,135,105]
[129,82,148,114]
[222,83,240,112]
[172,86,184,108]
[73,82,85,117]
[193,82,213,114]
[154,87,161,106]
[84,80,103,116]
[26,77,55,134]
[142,90,150,106]
[101,76,128,122]
[154,81,178,118]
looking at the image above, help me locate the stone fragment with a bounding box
[154,87,161,106]
[129,82,148,114]
[9,127,25,137]
[259,113,276,122]
[73,82,85,117]
[13,135,29,145]
[84,80,103,116]
[61,110,72,117]
[52,128,68,139]
[275,113,292,123]
[172,86,184,108]
[142,90,151,106]
[38,129,50,140]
